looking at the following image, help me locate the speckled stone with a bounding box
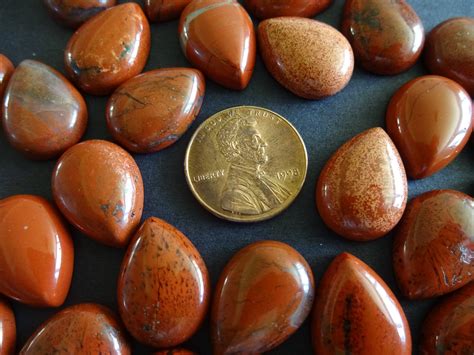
[244,0,332,19]
[0,54,14,106]
[20,304,130,354]
[258,17,354,99]
[386,75,473,179]
[64,3,150,95]
[341,0,424,75]
[316,127,408,241]
[2,60,87,160]
[118,217,210,348]
[145,0,192,22]
[425,17,474,97]
[393,190,474,300]
[0,298,16,355]
[106,68,205,154]
[420,282,474,354]
[312,253,412,355]
[43,0,117,28]
[211,241,314,354]
[52,140,144,247]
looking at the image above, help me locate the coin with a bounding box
[185,106,308,222]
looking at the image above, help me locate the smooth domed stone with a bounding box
[341,0,424,75]
[145,0,192,22]
[211,240,314,354]
[312,253,411,354]
[0,195,74,307]
[258,17,354,99]
[420,282,474,354]
[43,0,116,28]
[179,0,256,90]
[64,3,150,95]
[106,68,205,153]
[425,17,474,97]
[154,350,196,355]
[52,140,144,247]
[0,298,16,355]
[118,217,210,348]
[386,75,473,179]
[0,54,14,105]
[316,127,407,241]
[393,190,474,300]
[2,60,87,160]
[20,303,130,354]
[244,0,332,19]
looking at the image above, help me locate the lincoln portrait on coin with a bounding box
[216,113,291,215]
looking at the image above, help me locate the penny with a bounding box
[185,106,307,222]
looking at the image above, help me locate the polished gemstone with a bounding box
[244,0,332,19]
[258,17,354,99]
[312,253,411,354]
[52,140,144,247]
[0,298,16,355]
[20,304,130,354]
[386,75,473,179]
[425,17,474,97]
[107,68,205,153]
[43,0,116,28]
[179,0,256,90]
[316,127,407,241]
[211,240,314,354]
[341,0,424,75]
[393,190,474,299]
[145,0,192,22]
[0,195,74,307]
[420,282,474,354]
[2,60,87,160]
[64,3,150,95]
[0,54,14,106]
[118,217,210,348]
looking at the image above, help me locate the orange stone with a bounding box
[179,0,256,90]
[145,0,192,22]
[245,0,332,19]
[0,195,74,307]
[0,54,14,107]
[64,3,150,95]
[0,298,16,355]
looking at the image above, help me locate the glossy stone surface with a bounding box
[211,240,314,354]
[64,3,150,95]
[425,17,474,97]
[153,350,195,355]
[312,253,411,354]
[0,54,14,106]
[0,298,16,355]
[341,0,424,75]
[386,75,473,179]
[2,60,87,160]
[316,127,407,241]
[145,0,192,22]
[52,140,144,247]
[393,190,474,300]
[106,68,205,153]
[179,0,256,90]
[43,0,116,28]
[118,217,210,348]
[258,17,354,99]
[20,303,130,354]
[244,0,332,19]
[0,195,74,307]
[420,282,474,354]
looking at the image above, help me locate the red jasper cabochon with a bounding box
[145,0,192,22]
[386,75,473,180]
[118,217,210,348]
[179,0,256,90]
[0,195,74,307]
[393,190,473,300]
[20,303,131,354]
[211,240,314,354]
[64,3,150,95]
[316,127,407,241]
[244,0,333,19]
[0,298,16,355]
[312,253,411,355]
[0,54,14,105]
[52,140,144,248]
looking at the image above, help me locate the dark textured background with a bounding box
[0,0,473,353]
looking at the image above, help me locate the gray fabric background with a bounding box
[0,0,473,353]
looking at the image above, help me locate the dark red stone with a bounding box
[0,298,16,355]
[0,54,14,107]
[43,0,116,28]
[145,0,192,22]
[244,0,332,19]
